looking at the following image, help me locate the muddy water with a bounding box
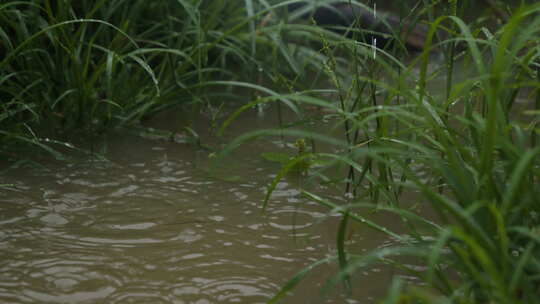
[0,107,393,303]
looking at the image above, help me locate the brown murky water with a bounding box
[0,105,396,304]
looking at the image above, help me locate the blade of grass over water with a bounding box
[267,256,336,304]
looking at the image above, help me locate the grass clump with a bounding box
[0,0,269,159]
[219,1,540,303]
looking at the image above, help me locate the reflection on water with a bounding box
[0,108,392,304]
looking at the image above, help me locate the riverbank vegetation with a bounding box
[221,1,540,303]
[1,0,269,158]
[2,0,539,303]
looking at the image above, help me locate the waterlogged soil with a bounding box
[0,107,396,304]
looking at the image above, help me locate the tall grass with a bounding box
[219,1,540,302]
[0,0,269,159]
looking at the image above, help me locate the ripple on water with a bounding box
[0,140,369,303]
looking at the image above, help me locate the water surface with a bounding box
[0,108,392,303]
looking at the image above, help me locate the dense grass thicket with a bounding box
[1,0,268,157]
[2,0,540,303]
[219,1,540,303]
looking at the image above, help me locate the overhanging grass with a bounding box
[218,1,540,303]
